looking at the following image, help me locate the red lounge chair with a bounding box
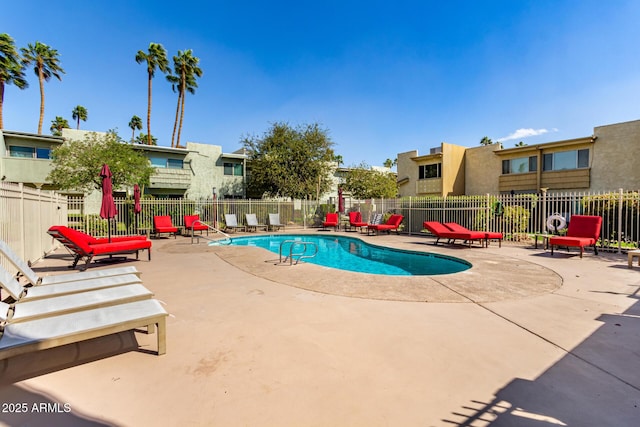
[444,222,503,248]
[153,215,178,238]
[549,215,602,258]
[422,221,486,247]
[47,226,152,270]
[367,214,404,235]
[321,212,339,231]
[184,215,209,235]
[347,212,368,232]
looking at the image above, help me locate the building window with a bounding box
[167,158,183,169]
[418,163,441,179]
[8,145,52,159]
[502,156,537,174]
[150,157,184,168]
[543,149,589,171]
[224,162,243,176]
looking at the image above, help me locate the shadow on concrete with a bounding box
[0,332,140,385]
[0,332,143,425]
[443,284,640,426]
[0,384,117,426]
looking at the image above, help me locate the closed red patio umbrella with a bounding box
[133,184,141,233]
[134,184,141,214]
[100,164,117,241]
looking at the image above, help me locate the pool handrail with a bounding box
[279,240,318,265]
[191,220,232,244]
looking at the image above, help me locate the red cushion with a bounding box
[154,216,177,232]
[566,215,602,239]
[89,240,151,256]
[549,236,595,247]
[93,235,148,244]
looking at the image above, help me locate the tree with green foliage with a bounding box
[0,33,28,129]
[49,116,69,136]
[242,122,335,199]
[342,163,398,199]
[71,105,87,129]
[128,115,143,143]
[167,49,202,148]
[135,132,157,145]
[480,136,494,145]
[21,41,65,134]
[136,42,169,145]
[47,131,154,193]
[383,158,397,168]
[514,141,527,147]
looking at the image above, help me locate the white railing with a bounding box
[0,182,68,270]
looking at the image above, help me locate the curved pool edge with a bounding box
[177,233,563,303]
[209,233,472,276]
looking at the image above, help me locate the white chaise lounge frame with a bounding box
[0,299,168,362]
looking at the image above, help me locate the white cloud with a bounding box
[498,128,555,142]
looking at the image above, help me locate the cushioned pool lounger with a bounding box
[0,239,141,286]
[0,299,168,360]
[1,265,142,302]
[3,283,154,323]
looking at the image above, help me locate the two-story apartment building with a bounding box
[399,119,640,196]
[0,130,64,190]
[397,142,466,197]
[0,128,248,199]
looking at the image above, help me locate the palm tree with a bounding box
[50,115,69,136]
[128,115,143,143]
[0,33,28,129]
[167,49,202,148]
[20,41,65,134]
[383,158,397,168]
[480,136,494,146]
[135,43,169,145]
[514,141,527,147]
[71,105,87,129]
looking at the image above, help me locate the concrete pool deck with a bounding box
[1,230,639,426]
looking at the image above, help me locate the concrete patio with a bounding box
[1,231,639,426]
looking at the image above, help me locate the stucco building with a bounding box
[398,119,640,196]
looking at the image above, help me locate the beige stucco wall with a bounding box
[590,119,640,191]
[185,142,222,199]
[0,130,63,188]
[442,143,466,195]
[464,144,501,195]
[396,150,419,197]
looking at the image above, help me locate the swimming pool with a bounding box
[210,234,471,276]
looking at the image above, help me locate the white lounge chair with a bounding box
[0,299,168,361]
[0,239,141,286]
[2,283,154,323]
[245,214,266,232]
[268,213,285,231]
[1,265,142,302]
[224,214,245,233]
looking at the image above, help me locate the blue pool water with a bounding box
[210,234,471,276]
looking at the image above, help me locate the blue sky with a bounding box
[3,1,639,167]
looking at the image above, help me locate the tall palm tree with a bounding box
[50,115,69,136]
[128,115,143,143]
[71,105,87,129]
[0,33,28,129]
[20,41,65,134]
[135,43,169,145]
[167,49,202,148]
